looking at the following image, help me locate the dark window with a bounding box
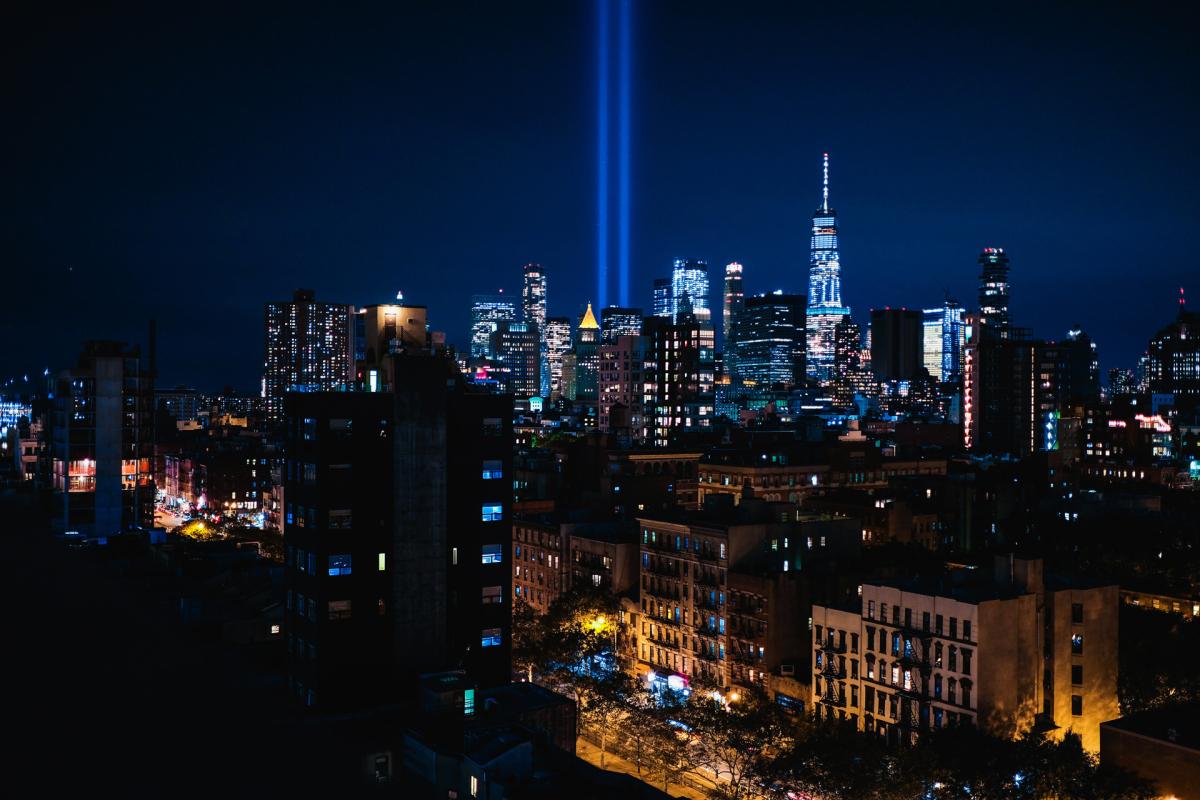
[1071,665,1083,685]
[1071,695,1083,716]
[1071,603,1084,624]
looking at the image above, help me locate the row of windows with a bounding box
[866,601,973,641]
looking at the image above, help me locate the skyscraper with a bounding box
[831,316,869,408]
[805,154,850,382]
[652,278,672,318]
[670,258,711,322]
[1146,300,1200,412]
[643,311,715,446]
[544,316,572,400]
[264,289,354,425]
[735,293,806,388]
[573,303,602,401]
[521,263,548,397]
[978,248,1011,333]
[491,320,541,399]
[923,308,945,381]
[723,262,745,379]
[600,306,644,343]
[470,293,517,359]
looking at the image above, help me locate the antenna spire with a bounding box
[822,152,829,212]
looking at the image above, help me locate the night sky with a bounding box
[5,1,1198,392]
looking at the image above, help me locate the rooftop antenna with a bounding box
[822,152,829,213]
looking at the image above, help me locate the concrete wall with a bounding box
[977,595,1039,738]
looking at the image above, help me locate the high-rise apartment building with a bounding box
[600,306,644,344]
[544,317,572,400]
[263,289,354,425]
[735,293,806,388]
[51,341,155,539]
[670,259,711,322]
[599,334,646,437]
[870,308,924,381]
[978,248,1011,333]
[806,154,851,382]
[283,353,513,709]
[469,293,517,359]
[642,311,715,446]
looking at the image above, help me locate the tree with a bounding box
[684,687,793,800]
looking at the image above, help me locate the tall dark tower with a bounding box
[978,248,1011,333]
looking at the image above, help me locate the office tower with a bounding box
[544,317,572,400]
[572,304,602,401]
[521,263,547,331]
[155,386,204,425]
[720,262,739,347]
[51,341,154,538]
[935,299,966,382]
[642,310,715,446]
[922,313,940,379]
[600,306,644,344]
[832,317,868,408]
[723,262,745,380]
[670,258,711,322]
[469,293,517,359]
[978,248,1012,333]
[522,263,550,397]
[652,278,672,318]
[811,557,1117,754]
[1146,301,1200,412]
[806,154,851,382]
[284,354,513,709]
[870,309,924,381]
[735,293,806,388]
[263,289,354,425]
[490,320,541,399]
[598,334,646,437]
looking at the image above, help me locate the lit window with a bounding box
[378,552,386,571]
[481,544,503,564]
[270,624,280,635]
[482,503,504,522]
[328,554,353,576]
[481,628,502,647]
[482,459,504,480]
[1071,634,1083,654]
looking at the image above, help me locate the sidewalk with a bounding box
[575,736,712,800]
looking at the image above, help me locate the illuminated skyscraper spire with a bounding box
[805,152,850,382]
[822,152,829,213]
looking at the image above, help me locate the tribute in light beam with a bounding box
[595,0,610,309]
[617,0,632,307]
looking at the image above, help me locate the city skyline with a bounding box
[5,2,1198,393]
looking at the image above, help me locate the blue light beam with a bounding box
[595,0,610,309]
[617,0,632,307]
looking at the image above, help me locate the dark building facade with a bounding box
[870,308,923,381]
[283,354,513,709]
[51,341,154,539]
